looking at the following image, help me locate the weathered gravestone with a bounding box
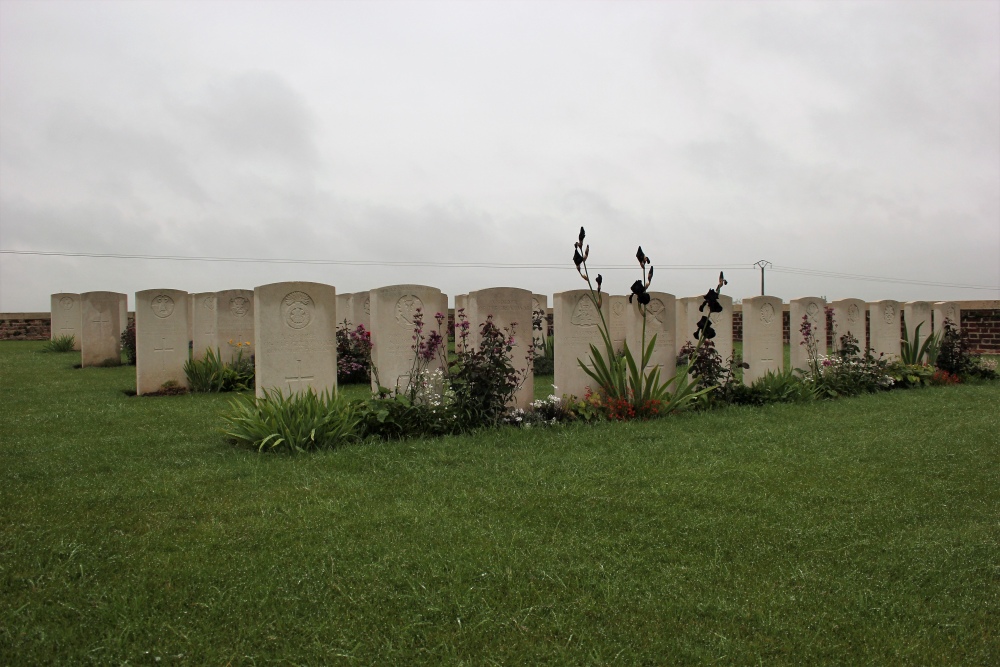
[830,298,867,353]
[254,282,338,398]
[216,289,254,363]
[369,285,448,394]
[50,293,81,350]
[351,291,371,332]
[869,300,902,360]
[903,301,932,349]
[336,293,353,327]
[789,297,827,371]
[933,301,961,338]
[609,295,628,354]
[531,294,548,358]
[624,291,677,386]
[553,289,610,399]
[743,295,784,385]
[190,292,218,361]
[468,287,534,408]
[80,291,124,367]
[135,289,190,395]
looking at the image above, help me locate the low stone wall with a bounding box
[1,313,135,342]
[0,313,50,340]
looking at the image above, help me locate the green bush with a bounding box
[222,387,360,453]
[41,335,75,353]
[185,346,254,393]
[532,335,554,375]
[120,320,137,365]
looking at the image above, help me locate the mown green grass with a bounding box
[2,341,998,665]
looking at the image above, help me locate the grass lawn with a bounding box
[2,341,998,665]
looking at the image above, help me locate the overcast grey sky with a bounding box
[1,0,998,312]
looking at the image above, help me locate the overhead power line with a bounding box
[1,249,996,292]
[0,249,752,271]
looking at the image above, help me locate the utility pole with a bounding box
[754,260,772,296]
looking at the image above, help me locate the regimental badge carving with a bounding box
[646,298,666,324]
[59,296,74,310]
[363,297,371,315]
[847,304,860,323]
[612,301,626,317]
[570,295,599,326]
[806,302,820,320]
[230,296,250,318]
[945,305,957,323]
[283,291,314,329]
[760,302,775,325]
[203,297,216,311]
[395,295,424,328]
[151,294,175,318]
[883,304,895,324]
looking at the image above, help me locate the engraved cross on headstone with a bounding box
[154,336,174,370]
[285,358,315,394]
[92,311,112,337]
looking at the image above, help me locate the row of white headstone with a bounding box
[51,288,961,403]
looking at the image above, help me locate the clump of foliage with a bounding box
[337,321,373,384]
[120,320,137,365]
[185,343,254,393]
[41,335,76,353]
[223,387,360,453]
[899,321,939,366]
[569,227,711,418]
[935,319,997,380]
[361,308,531,439]
[798,316,895,397]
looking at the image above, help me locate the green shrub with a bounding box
[222,388,360,453]
[41,335,76,353]
[533,335,554,375]
[900,322,939,366]
[120,320,137,365]
[185,346,254,393]
[886,361,935,388]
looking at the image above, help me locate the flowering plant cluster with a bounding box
[120,319,137,365]
[570,227,712,417]
[336,321,373,385]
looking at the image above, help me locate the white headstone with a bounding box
[830,298,867,354]
[216,289,255,363]
[50,293,81,350]
[531,293,548,358]
[609,295,628,353]
[624,292,677,386]
[869,300,902,360]
[468,287,534,408]
[190,292,218,361]
[336,292,353,327]
[135,289,190,395]
[351,291,371,332]
[903,301,932,349]
[932,301,961,338]
[254,281,338,398]
[369,284,448,394]
[80,291,123,367]
[789,297,827,371]
[743,295,784,385]
[553,289,611,399]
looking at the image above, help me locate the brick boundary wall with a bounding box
[4,304,999,353]
[730,302,1000,354]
